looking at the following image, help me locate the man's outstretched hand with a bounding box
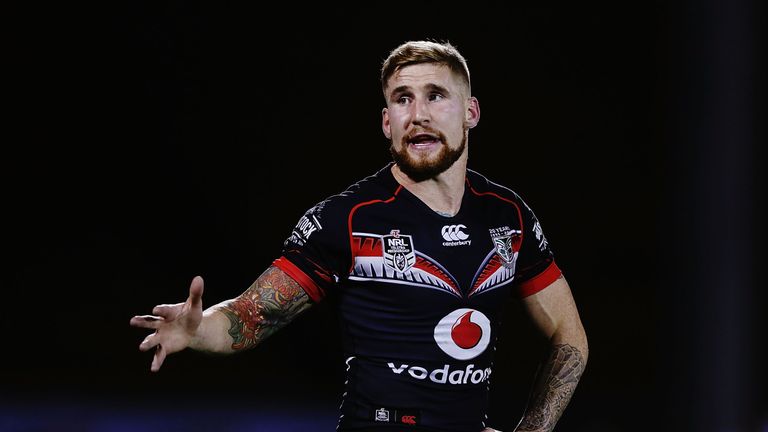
[130,276,205,372]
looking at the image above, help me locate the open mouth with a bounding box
[407,133,442,148]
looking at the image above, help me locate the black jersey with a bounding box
[275,163,561,432]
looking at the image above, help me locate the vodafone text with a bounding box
[388,362,492,384]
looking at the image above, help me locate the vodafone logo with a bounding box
[434,308,491,360]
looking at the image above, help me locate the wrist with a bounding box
[189,309,220,352]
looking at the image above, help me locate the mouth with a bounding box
[407,133,442,149]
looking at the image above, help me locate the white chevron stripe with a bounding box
[351,256,460,297]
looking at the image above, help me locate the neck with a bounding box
[392,154,468,217]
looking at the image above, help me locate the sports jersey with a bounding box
[274,163,561,431]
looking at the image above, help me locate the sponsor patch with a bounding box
[387,361,492,385]
[434,308,491,360]
[441,224,471,247]
[287,210,322,246]
[533,220,549,251]
[370,406,420,425]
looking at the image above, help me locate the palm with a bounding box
[130,276,205,372]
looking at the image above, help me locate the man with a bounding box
[131,40,588,432]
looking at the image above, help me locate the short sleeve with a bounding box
[274,198,350,303]
[513,198,562,298]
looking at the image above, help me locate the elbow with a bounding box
[552,321,589,363]
[574,321,589,363]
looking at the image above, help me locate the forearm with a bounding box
[515,340,588,432]
[188,307,236,354]
[190,266,312,354]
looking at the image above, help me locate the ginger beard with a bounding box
[390,126,468,182]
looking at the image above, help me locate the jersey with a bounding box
[274,163,561,431]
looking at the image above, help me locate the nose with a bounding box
[411,97,430,125]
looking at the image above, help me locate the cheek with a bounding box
[445,104,466,119]
[387,113,408,133]
[389,109,409,126]
[430,103,461,123]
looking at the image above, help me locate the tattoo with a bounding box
[215,266,311,351]
[516,344,586,432]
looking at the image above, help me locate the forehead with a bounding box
[386,63,466,93]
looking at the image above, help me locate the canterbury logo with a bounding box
[441,224,469,241]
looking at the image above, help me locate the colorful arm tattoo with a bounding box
[214,266,312,351]
[516,343,586,432]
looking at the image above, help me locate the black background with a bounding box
[4,2,765,431]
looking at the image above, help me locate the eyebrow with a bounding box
[388,83,452,100]
[424,83,451,95]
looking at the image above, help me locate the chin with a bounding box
[390,134,466,182]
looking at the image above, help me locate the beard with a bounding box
[390,128,467,182]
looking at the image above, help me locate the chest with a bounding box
[347,196,524,300]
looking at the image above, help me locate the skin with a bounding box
[129,266,311,371]
[382,63,480,216]
[514,276,588,432]
[131,61,588,432]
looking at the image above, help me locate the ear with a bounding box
[465,97,480,129]
[382,107,392,139]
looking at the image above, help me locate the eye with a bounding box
[396,95,412,105]
[429,93,445,102]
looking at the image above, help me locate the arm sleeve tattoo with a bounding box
[516,343,586,432]
[214,266,312,351]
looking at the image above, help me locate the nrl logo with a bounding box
[383,229,415,273]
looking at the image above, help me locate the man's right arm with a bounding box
[131,265,312,371]
[192,265,313,354]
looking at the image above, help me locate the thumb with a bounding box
[188,275,204,309]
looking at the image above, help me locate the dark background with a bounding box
[3,2,765,431]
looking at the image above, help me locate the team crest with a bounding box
[493,236,513,262]
[489,227,522,270]
[382,229,415,273]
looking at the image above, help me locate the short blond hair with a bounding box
[380,40,471,94]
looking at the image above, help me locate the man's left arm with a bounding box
[515,275,588,432]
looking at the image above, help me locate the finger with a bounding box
[139,332,159,352]
[188,276,204,308]
[130,315,165,329]
[152,304,176,317]
[151,345,166,372]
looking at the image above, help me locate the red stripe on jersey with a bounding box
[517,261,562,298]
[347,185,403,273]
[273,257,326,302]
[413,256,461,296]
[352,236,383,257]
[470,254,503,294]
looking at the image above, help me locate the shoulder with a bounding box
[465,168,527,206]
[302,165,401,222]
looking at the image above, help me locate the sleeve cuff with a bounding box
[273,257,326,303]
[517,261,562,298]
